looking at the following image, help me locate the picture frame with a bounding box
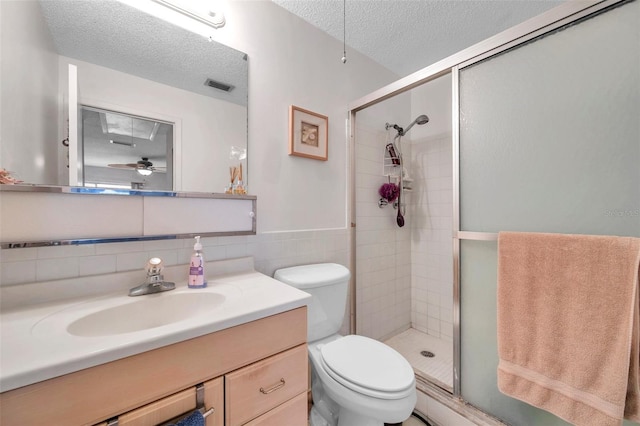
[289,105,328,161]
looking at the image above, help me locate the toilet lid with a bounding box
[320,335,414,397]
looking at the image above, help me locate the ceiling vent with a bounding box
[204,78,234,92]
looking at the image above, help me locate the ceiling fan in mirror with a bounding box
[107,157,166,176]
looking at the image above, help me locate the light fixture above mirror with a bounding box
[153,0,226,29]
[117,0,226,40]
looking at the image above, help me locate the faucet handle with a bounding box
[129,257,175,296]
[146,257,163,276]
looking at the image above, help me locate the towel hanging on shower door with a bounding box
[497,232,640,426]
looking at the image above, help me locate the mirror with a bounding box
[0,0,248,193]
[82,106,174,190]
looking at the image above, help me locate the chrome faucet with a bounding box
[128,257,176,296]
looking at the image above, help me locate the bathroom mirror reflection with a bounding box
[0,0,248,194]
[81,107,173,191]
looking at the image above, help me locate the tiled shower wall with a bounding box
[0,229,348,287]
[355,124,453,342]
[408,134,453,341]
[355,124,412,340]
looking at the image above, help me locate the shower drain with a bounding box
[420,350,435,358]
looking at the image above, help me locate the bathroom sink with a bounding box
[32,292,227,338]
[68,292,225,336]
[2,270,311,394]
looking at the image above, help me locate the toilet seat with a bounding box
[319,335,415,400]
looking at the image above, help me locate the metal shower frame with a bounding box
[347,0,622,400]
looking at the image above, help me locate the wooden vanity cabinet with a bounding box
[0,307,308,426]
[96,377,224,426]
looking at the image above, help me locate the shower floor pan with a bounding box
[385,328,453,392]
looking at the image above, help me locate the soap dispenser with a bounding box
[188,236,207,288]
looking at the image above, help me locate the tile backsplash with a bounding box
[0,229,348,287]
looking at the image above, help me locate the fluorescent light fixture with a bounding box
[154,0,225,28]
[102,112,157,140]
[88,183,133,190]
[116,0,225,40]
[109,140,137,147]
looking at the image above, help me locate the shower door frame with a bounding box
[347,0,622,398]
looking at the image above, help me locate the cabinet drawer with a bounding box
[115,377,223,426]
[244,392,308,426]
[225,344,308,425]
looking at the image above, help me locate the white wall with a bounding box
[0,0,59,185]
[410,75,452,140]
[209,0,399,232]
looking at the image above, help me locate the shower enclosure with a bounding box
[353,74,454,391]
[349,0,639,423]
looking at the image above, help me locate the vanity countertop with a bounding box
[0,270,310,392]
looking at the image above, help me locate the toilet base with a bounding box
[310,406,332,426]
[310,402,396,426]
[337,407,385,426]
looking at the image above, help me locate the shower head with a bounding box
[386,115,430,136]
[402,114,430,135]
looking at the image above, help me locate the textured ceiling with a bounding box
[272,0,566,77]
[39,0,566,99]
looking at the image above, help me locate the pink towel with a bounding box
[497,232,640,426]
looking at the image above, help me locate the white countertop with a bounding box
[0,271,310,392]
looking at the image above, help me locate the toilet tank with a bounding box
[274,263,351,342]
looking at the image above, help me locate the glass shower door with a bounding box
[457,1,640,424]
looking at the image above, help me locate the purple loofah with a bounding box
[379,183,399,202]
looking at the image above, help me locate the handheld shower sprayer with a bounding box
[384,114,430,228]
[400,115,430,136]
[386,114,429,137]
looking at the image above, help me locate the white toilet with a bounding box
[274,263,416,426]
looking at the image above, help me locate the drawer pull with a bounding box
[259,378,286,394]
[202,407,215,418]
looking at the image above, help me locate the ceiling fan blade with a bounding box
[107,163,138,169]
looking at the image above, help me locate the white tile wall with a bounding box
[355,125,412,340]
[409,134,453,341]
[355,124,453,343]
[0,229,349,287]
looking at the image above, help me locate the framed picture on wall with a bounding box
[289,105,328,161]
